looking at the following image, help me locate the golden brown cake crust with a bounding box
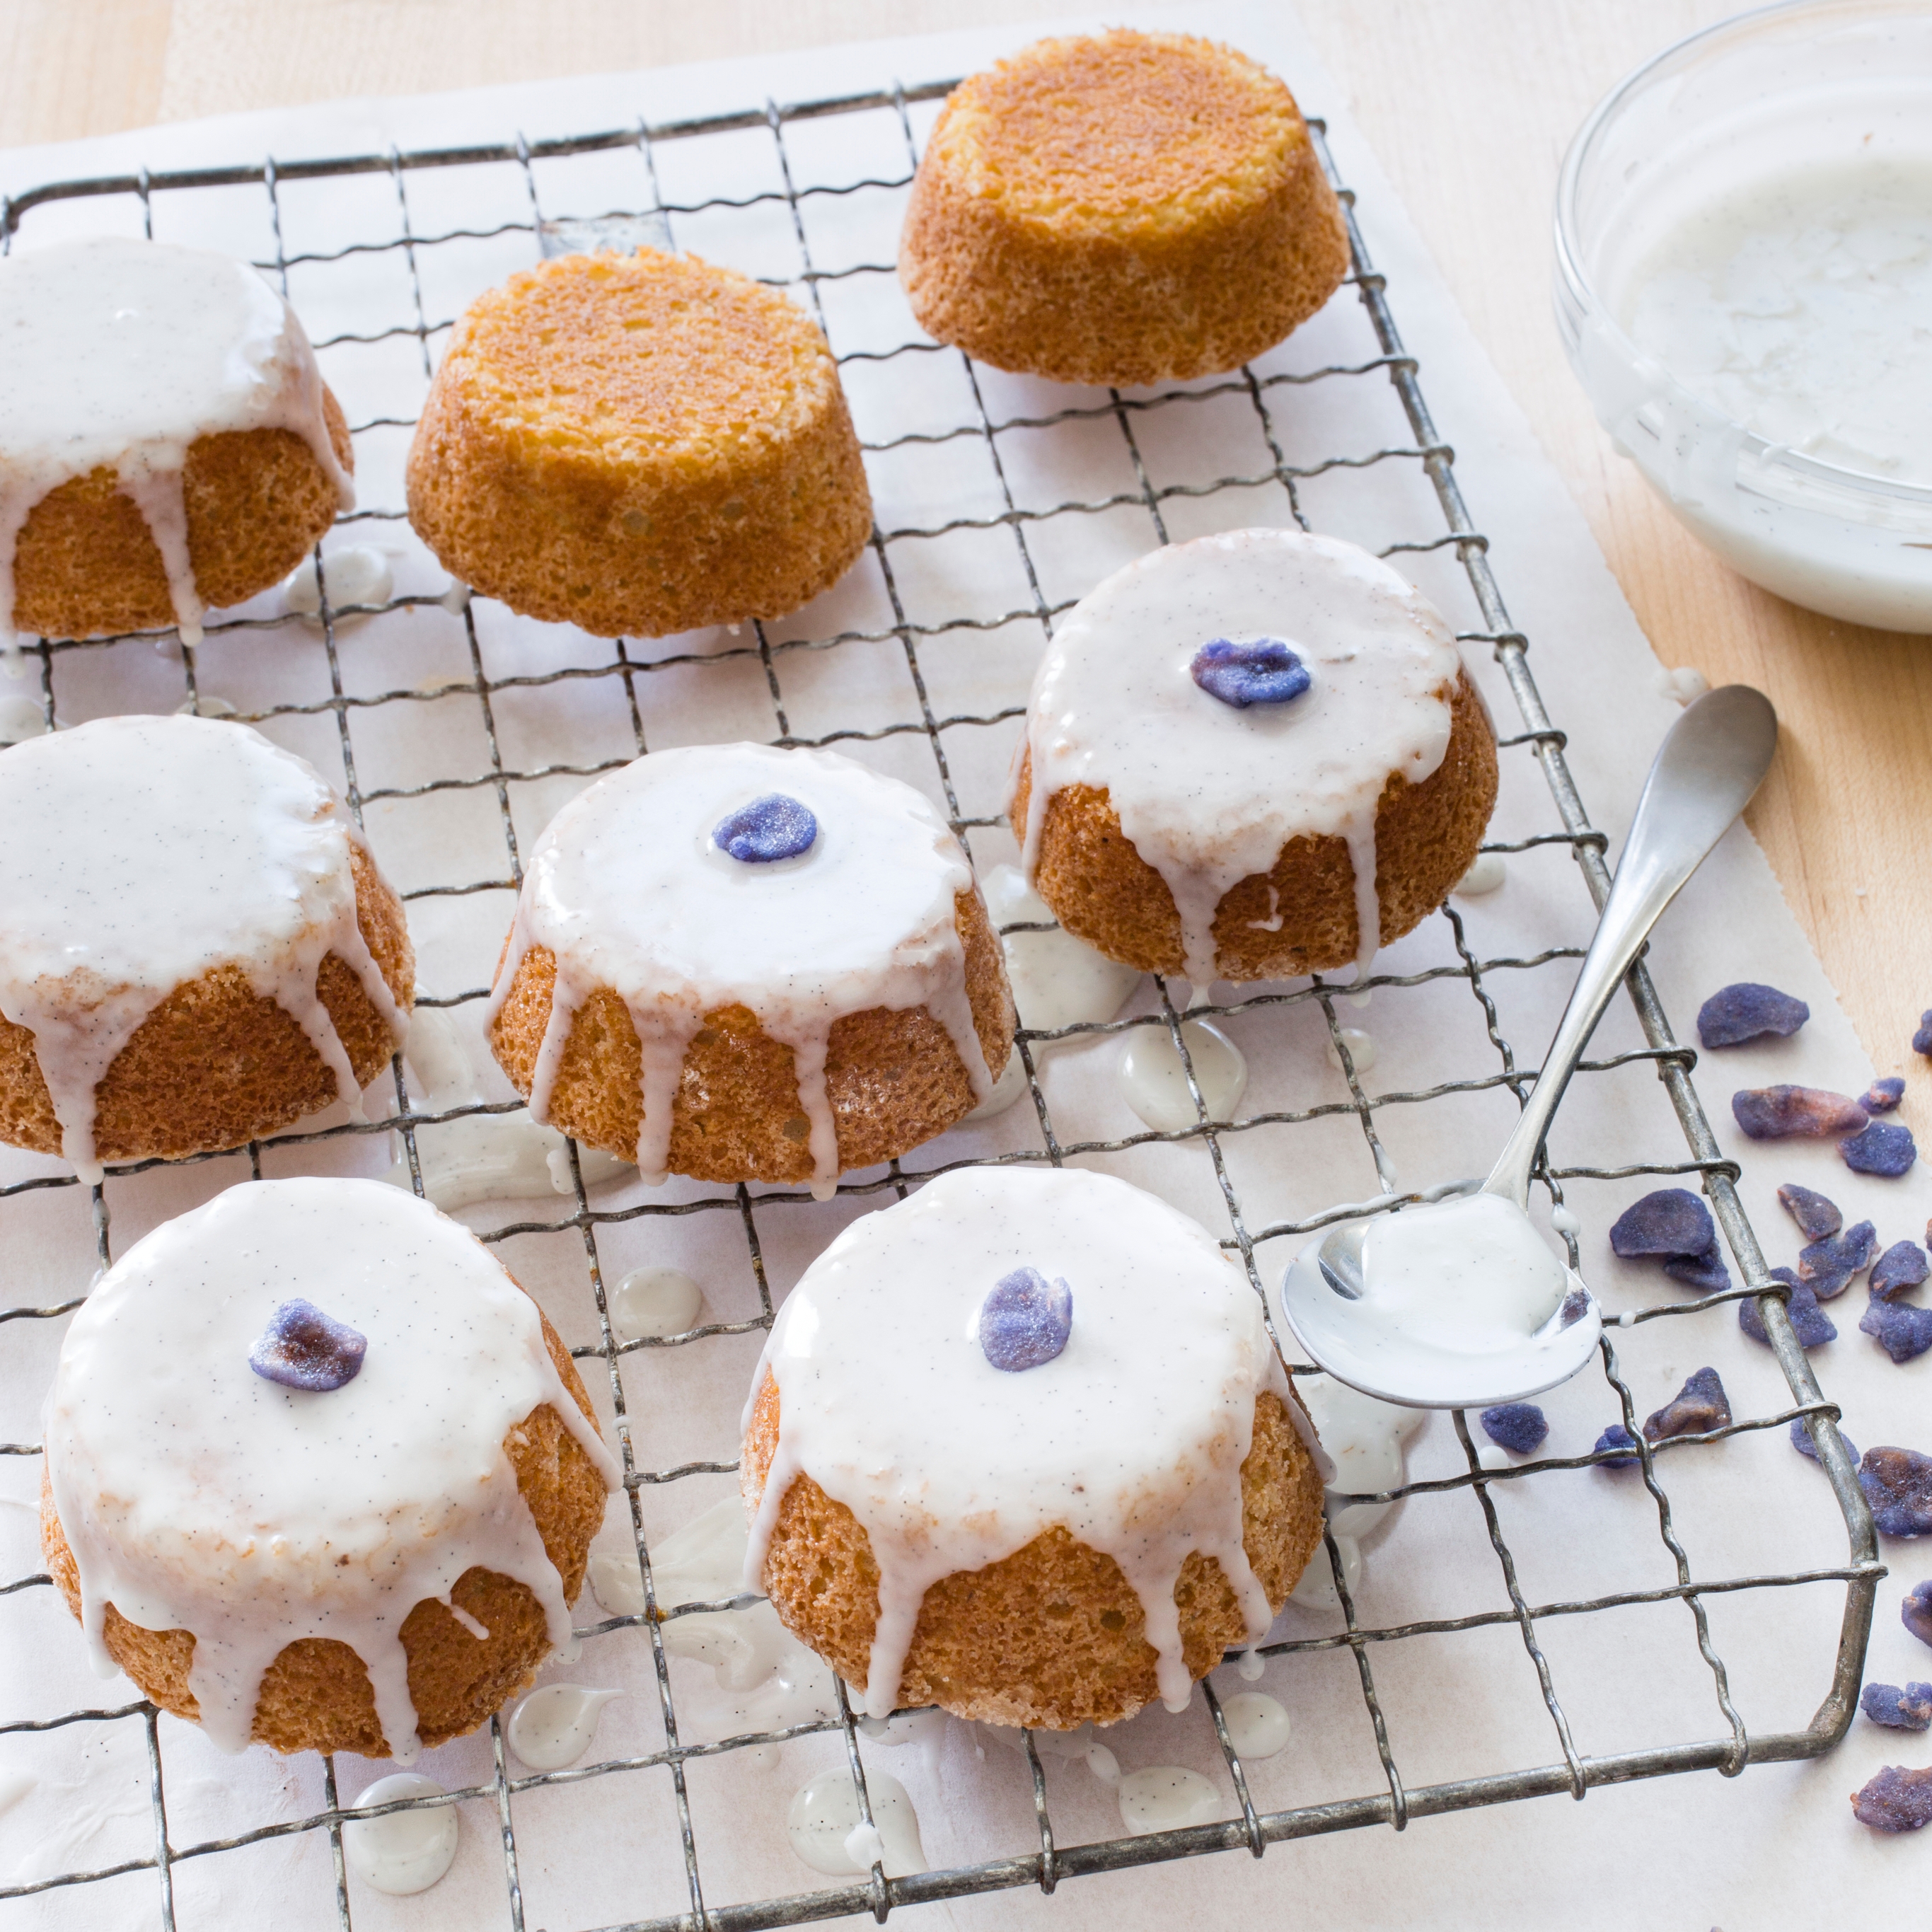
[405,250,873,638]
[744,1372,1323,1729]
[41,1300,606,1757]
[0,840,414,1164]
[487,886,1013,1182]
[1013,669,1498,981]
[10,388,352,641]
[900,30,1350,387]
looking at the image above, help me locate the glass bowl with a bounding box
[1554,0,1932,632]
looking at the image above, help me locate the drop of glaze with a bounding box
[1477,1442,1512,1471]
[173,695,237,719]
[383,1108,629,1210]
[1118,1766,1222,1836]
[0,694,51,744]
[1118,1019,1247,1133]
[1234,1647,1265,1682]
[1219,1691,1291,1759]
[283,545,394,623]
[1085,1741,1122,1785]
[1549,1204,1582,1238]
[506,1683,621,1771]
[787,1769,926,1877]
[712,792,818,864]
[1454,852,1506,896]
[1289,1532,1363,1609]
[344,1774,459,1896]
[611,1266,704,1341]
[1658,666,1708,705]
[1326,1027,1377,1075]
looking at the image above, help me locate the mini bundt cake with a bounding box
[899,30,1350,387]
[406,249,872,637]
[742,1164,1328,1728]
[1011,527,1498,988]
[0,236,354,648]
[42,1177,618,1759]
[488,741,1012,1197]
[0,712,413,1182]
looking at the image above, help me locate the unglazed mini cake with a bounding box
[1011,527,1498,988]
[487,742,1013,1196]
[898,30,1350,387]
[741,1165,1328,1728]
[0,714,412,1182]
[0,236,354,649]
[41,1178,618,1759]
[406,250,872,638]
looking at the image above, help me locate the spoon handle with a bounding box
[1483,684,1778,1208]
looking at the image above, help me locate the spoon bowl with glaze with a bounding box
[1279,684,1778,1408]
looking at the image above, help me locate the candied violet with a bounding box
[1739,1268,1836,1349]
[1732,1085,1868,1140]
[1852,1764,1932,1832]
[1479,1401,1548,1455]
[1914,1010,1932,1058]
[248,1299,366,1392]
[1798,1220,1877,1300]
[1643,1366,1731,1442]
[1862,1682,1932,1731]
[712,792,818,864]
[1872,1241,1931,1300]
[1860,1295,1932,1365]
[1904,1580,1932,1648]
[1843,1119,1919,1178]
[1189,637,1312,710]
[1594,1423,1640,1469]
[1608,1188,1715,1260]
[1791,1417,1857,1465]
[1696,981,1809,1048]
[1662,1249,1732,1295]
[978,1266,1073,1372]
[1776,1181,1842,1241]
[1861,1446,1932,1537]
[1866,1077,1907,1113]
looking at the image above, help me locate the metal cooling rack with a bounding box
[0,72,1879,1932]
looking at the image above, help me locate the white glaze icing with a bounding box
[1326,1026,1377,1075]
[0,694,52,744]
[1219,1689,1290,1759]
[283,544,393,626]
[42,1178,620,1759]
[1234,1646,1265,1682]
[611,1266,703,1341]
[982,862,1143,1036]
[0,714,405,1183]
[173,694,237,719]
[1015,528,1464,987]
[1656,666,1710,707]
[344,1774,459,1895]
[0,237,353,652]
[506,1683,621,1771]
[1116,1019,1248,1133]
[744,1165,1328,1720]
[490,743,1001,1199]
[1117,1766,1222,1835]
[1453,852,1506,896]
[787,1769,927,1878]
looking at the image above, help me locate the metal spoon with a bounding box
[1278,683,1778,1408]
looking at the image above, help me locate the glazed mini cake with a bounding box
[1011,527,1498,988]
[0,713,413,1182]
[41,1178,619,1759]
[741,1164,1328,1729]
[407,250,872,638]
[487,742,1013,1196]
[0,236,354,649]
[899,30,1350,388]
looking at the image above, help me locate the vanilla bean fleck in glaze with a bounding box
[1015,528,1463,985]
[42,1179,620,1761]
[0,237,353,650]
[0,714,405,1182]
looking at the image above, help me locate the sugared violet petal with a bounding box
[1643,1366,1731,1442]
[1479,1401,1548,1455]
[1866,1076,1907,1113]
[1861,1682,1932,1731]
[1739,1269,1836,1350]
[1852,1764,1932,1832]
[1798,1220,1876,1300]
[1696,981,1809,1048]
[1608,1188,1714,1260]
[1776,1182,1842,1240]
[1791,1417,1856,1466]
[249,1298,366,1392]
[1843,1120,1919,1177]
[1871,1241,1931,1300]
[1860,1296,1932,1364]
[1594,1423,1640,1469]
[1662,1249,1732,1295]
[978,1266,1074,1372]
[1914,1010,1932,1058]
[1861,1446,1932,1537]
[712,792,818,864]
[1904,1580,1932,1648]
[1189,637,1312,710]
[1732,1085,1868,1139]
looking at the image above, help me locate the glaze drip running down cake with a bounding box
[41,1178,620,1759]
[487,742,1012,1196]
[0,713,412,1181]
[0,236,354,649]
[741,1166,1329,1728]
[1011,527,1498,987]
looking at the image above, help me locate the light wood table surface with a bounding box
[6,0,1927,1125]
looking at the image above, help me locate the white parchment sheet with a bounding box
[0,7,1925,1928]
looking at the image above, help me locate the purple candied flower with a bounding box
[1861,1446,1932,1537]
[1608,1187,1715,1260]
[712,792,818,864]
[1594,1423,1641,1469]
[1859,1295,1932,1365]
[1732,1085,1869,1140]
[1776,1181,1842,1241]
[1661,1248,1732,1295]
[1853,1764,1932,1832]
[248,1299,366,1392]
[1843,1119,1919,1178]
[1696,981,1810,1048]
[1865,1077,1907,1113]
[1189,637,1312,710]
[1798,1220,1877,1300]
[1914,1010,1932,1058]
[1643,1366,1731,1443]
[1739,1269,1836,1350]
[978,1266,1074,1372]
[1904,1580,1932,1648]
[1862,1682,1932,1731]
[1791,1416,1857,1466]
[1479,1401,1548,1455]
[1872,1241,1931,1300]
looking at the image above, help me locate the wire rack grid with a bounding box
[0,69,1880,1932]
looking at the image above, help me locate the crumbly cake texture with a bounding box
[8,391,351,640]
[488,888,1010,1182]
[745,1376,1323,1729]
[1013,671,1498,979]
[899,30,1350,387]
[406,250,873,638]
[0,843,412,1164]
[42,1302,606,1757]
